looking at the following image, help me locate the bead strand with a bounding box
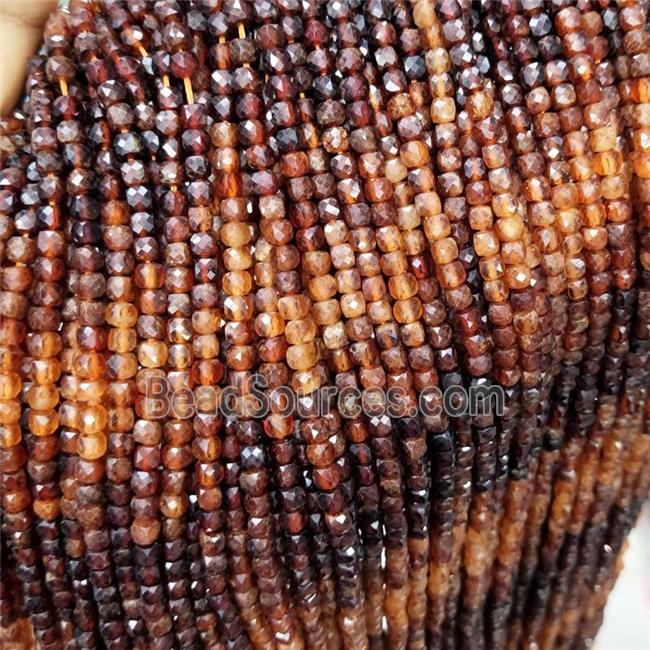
[54,29,131,647]
[0,533,33,649]
[595,0,643,397]
[545,4,650,644]
[73,4,148,646]
[0,98,30,484]
[431,5,530,647]
[477,7,568,645]
[255,3,344,647]
[612,1,650,385]
[365,6,437,644]
[305,6,421,646]
[0,100,62,650]
[409,7,498,646]
[18,31,81,650]
[226,10,306,647]
[301,9,393,645]
[516,5,625,644]
[494,3,598,644]
[386,7,506,646]
[202,3,274,644]
[546,393,629,650]
[411,15,510,646]
[536,7,638,646]
[142,4,203,646]
[364,7,452,644]
[301,7,389,646]
[572,397,649,647]
[170,8,230,645]
[95,11,177,647]
[294,12,375,646]
[492,3,588,645]
[252,5,377,645]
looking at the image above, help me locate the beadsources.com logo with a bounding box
[143,374,505,421]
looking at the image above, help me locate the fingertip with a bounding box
[0,0,58,115]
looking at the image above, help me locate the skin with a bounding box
[0,0,58,115]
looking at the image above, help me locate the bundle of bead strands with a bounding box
[0,1,649,649]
